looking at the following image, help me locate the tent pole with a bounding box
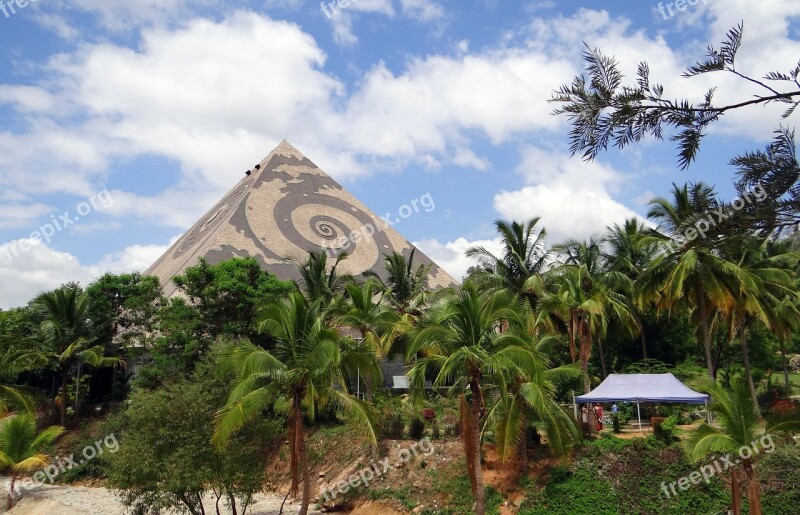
[636,401,642,435]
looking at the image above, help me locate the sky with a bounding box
[0,0,798,309]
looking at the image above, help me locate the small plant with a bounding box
[431,423,441,440]
[612,414,621,434]
[653,414,678,445]
[422,408,437,423]
[409,417,425,440]
[382,413,405,439]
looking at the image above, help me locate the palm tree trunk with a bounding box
[739,326,760,412]
[579,319,592,394]
[641,331,648,360]
[6,473,17,510]
[779,337,791,388]
[731,467,742,515]
[597,339,608,379]
[743,460,762,515]
[300,423,310,515]
[364,374,373,403]
[466,382,485,515]
[696,291,716,380]
[290,390,310,515]
[60,367,69,427]
[518,411,528,474]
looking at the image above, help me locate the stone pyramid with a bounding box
[146,140,459,297]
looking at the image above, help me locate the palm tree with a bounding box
[32,286,123,426]
[406,284,535,515]
[0,412,64,510]
[0,351,36,417]
[467,218,550,312]
[538,246,639,392]
[604,219,657,360]
[637,183,755,380]
[366,250,433,316]
[684,381,800,515]
[485,335,582,470]
[297,251,352,306]
[337,279,401,400]
[722,239,799,408]
[213,292,377,515]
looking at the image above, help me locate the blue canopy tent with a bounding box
[575,373,709,433]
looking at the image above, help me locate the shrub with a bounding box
[766,399,800,426]
[612,414,621,434]
[382,413,405,439]
[431,423,441,440]
[422,408,437,423]
[409,417,426,440]
[653,414,678,445]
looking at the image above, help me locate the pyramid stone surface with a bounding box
[146,141,459,297]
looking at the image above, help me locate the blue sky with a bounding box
[0,0,798,308]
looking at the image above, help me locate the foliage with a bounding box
[409,417,426,440]
[422,408,437,423]
[106,359,281,515]
[653,414,679,445]
[0,412,64,510]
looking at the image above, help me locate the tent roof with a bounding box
[575,373,709,404]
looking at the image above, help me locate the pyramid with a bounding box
[146,140,459,297]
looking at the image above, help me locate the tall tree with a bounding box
[337,279,401,400]
[539,240,638,390]
[407,284,535,515]
[637,183,756,380]
[365,249,433,317]
[467,218,550,312]
[213,292,377,515]
[604,219,657,359]
[31,285,123,426]
[297,251,352,307]
[485,335,582,470]
[684,381,800,515]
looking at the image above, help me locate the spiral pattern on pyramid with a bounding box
[145,140,459,297]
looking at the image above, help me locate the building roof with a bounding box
[145,140,460,297]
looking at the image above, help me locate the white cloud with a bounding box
[0,238,174,309]
[491,146,644,243]
[415,237,504,282]
[399,0,445,22]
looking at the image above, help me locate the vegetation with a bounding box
[0,24,799,515]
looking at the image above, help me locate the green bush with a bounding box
[612,414,621,434]
[653,414,679,445]
[382,413,405,439]
[409,417,426,440]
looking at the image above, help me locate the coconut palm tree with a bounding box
[0,412,64,510]
[0,351,36,417]
[537,250,638,392]
[30,286,122,426]
[365,250,433,316]
[337,279,402,400]
[604,219,657,360]
[297,251,352,307]
[722,238,799,408]
[684,380,800,515]
[406,284,535,515]
[637,183,756,380]
[466,218,550,312]
[213,292,377,515]
[485,335,582,469]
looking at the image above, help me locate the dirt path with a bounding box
[0,476,320,515]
